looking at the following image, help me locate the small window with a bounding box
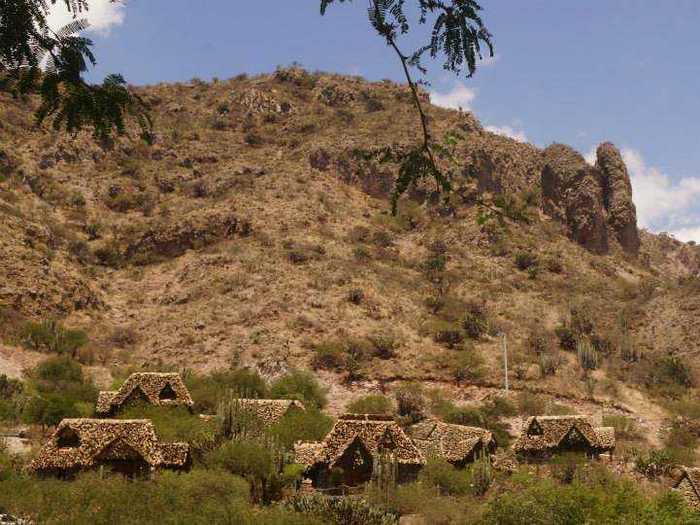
[56,427,80,448]
[159,383,177,400]
[527,421,543,436]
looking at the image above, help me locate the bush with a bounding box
[419,457,471,496]
[438,398,513,449]
[367,329,401,359]
[0,470,297,525]
[120,405,217,456]
[206,438,300,504]
[347,394,394,415]
[555,325,576,351]
[347,288,364,304]
[269,407,334,449]
[426,320,464,348]
[395,384,426,424]
[22,356,97,426]
[450,350,485,382]
[462,300,488,339]
[649,355,693,388]
[481,469,700,524]
[186,368,269,413]
[570,302,594,336]
[312,341,347,371]
[270,370,328,408]
[20,320,88,357]
[286,494,398,525]
[514,251,538,271]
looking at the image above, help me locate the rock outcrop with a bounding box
[595,143,640,255]
[541,144,609,253]
[540,142,640,255]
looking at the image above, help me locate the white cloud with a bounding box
[46,0,126,36]
[429,83,477,111]
[584,146,597,166]
[672,227,700,243]
[484,124,528,143]
[619,147,700,242]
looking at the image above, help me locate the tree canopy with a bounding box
[321,1,499,214]
[0,0,151,140]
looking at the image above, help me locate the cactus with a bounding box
[576,339,598,371]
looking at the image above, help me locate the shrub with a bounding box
[426,320,464,348]
[367,329,400,359]
[516,391,547,415]
[0,470,271,525]
[270,370,328,408]
[634,448,676,479]
[602,415,642,443]
[527,327,551,355]
[269,407,334,449]
[347,288,364,304]
[481,470,700,524]
[22,356,97,426]
[570,302,595,336]
[347,394,394,415]
[514,251,538,271]
[649,355,693,388]
[120,405,217,455]
[205,437,300,504]
[286,494,398,525]
[312,341,346,371]
[186,369,269,413]
[538,352,561,377]
[450,350,485,382]
[244,132,264,146]
[555,325,576,351]
[395,384,426,424]
[462,300,488,339]
[419,457,471,496]
[544,256,564,274]
[20,320,88,357]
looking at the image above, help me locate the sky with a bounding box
[47,0,700,242]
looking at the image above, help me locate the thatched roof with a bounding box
[406,419,495,463]
[231,399,306,426]
[293,441,325,468]
[95,373,194,415]
[513,415,615,454]
[303,414,424,467]
[29,419,190,473]
[673,467,700,510]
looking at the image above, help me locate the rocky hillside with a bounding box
[1,67,699,424]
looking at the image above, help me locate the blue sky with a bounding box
[48,0,700,242]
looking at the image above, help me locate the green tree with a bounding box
[0,0,151,140]
[321,1,496,213]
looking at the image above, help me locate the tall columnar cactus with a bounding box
[577,339,598,371]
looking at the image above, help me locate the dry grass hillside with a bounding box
[1,67,699,436]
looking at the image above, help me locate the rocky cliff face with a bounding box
[538,142,639,255]
[595,143,641,255]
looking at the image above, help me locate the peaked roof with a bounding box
[406,419,495,463]
[674,467,700,494]
[230,399,306,426]
[302,414,424,466]
[96,373,194,415]
[29,419,189,473]
[513,415,615,453]
[293,441,325,468]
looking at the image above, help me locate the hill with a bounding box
[1,67,699,437]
